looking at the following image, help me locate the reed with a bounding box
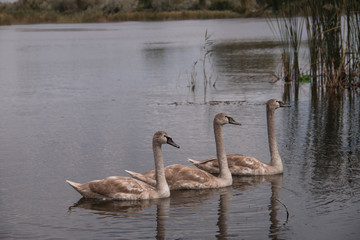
[186,30,217,103]
[304,0,360,88]
[189,61,198,92]
[271,0,360,89]
[267,0,304,83]
[347,0,360,86]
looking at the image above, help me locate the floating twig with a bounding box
[275,198,289,224]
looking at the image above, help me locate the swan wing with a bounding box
[125,170,157,187]
[189,154,270,175]
[126,164,218,190]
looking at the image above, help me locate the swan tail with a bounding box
[124,170,139,178]
[66,180,81,188]
[188,158,215,165]
[188,158,201,165]
[66,180,85,195]
[188,158,220,174]
[125,170,157,187]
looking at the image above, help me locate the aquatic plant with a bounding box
[187,30,218,103]
[267,0,304,83]
[307,0,358,89]
[202,30,216,86]
[189,60,198,92]
[298,74,310,83]
[270,0,360,89]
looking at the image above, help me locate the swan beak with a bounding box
[228,117,241,126]
[166,137,180,148]
[279,101,291,107]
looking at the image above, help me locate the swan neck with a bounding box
[267,106,282,168]
[153,142,170,196]
[214,123,231,180]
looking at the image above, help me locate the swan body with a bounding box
[126,113,240,190]
[189,99,290,176]
[66,131,179,200]
[126,164,225,190]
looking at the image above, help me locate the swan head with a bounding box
[153,131,180,148]
[267,99,291,110]
[214,113,241,126]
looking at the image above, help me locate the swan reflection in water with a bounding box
[69,197,170,240]
[68,188,229,240]
[233,174,286,240]
[68,175,285,239]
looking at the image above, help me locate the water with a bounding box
[0,19,359,239]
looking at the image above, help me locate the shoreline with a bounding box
[0,9,266,26]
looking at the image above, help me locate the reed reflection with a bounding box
[306,90,359,178]
[282,87,360,211]
[212,41,280,81]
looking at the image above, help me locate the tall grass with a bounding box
[271,0,360,89]
[346,0,360,86]
[304,0,360,88]
[267,1,304,83]
[187,30,217,103]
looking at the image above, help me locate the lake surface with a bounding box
[0,19,359,240]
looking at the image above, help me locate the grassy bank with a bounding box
[0,9,245,25]
[108,10,242,22]
[1,0,266,26]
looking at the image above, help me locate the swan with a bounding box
[126,113,240,190]
[189,99,290,175]
[66,131,179,200]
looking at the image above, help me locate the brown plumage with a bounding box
[189,99,290,176]
[66,131,179,200]
[126,113,241,190]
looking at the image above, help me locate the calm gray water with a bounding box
[0,19,359,240]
